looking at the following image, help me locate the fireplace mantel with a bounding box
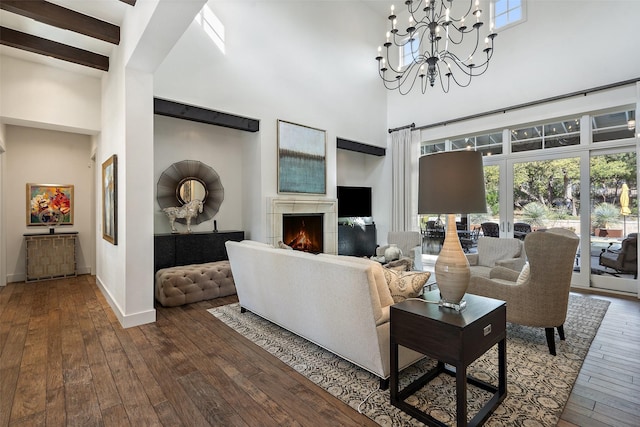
[267,197,338,254]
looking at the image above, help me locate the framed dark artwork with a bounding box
[26,183,74,226]
[277,120,326,194]
[102,155,118,245]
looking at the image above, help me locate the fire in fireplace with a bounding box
[282,214,323,253]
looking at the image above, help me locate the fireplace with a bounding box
[267,197,338,254]
[283,214,323,253]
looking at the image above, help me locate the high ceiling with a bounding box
[0,0,134,76]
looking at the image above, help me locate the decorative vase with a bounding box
[384,244,402,262]
[435,213,471,310]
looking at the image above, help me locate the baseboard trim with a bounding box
[95,276,156,328]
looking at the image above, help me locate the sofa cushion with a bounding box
[383,268,431,303]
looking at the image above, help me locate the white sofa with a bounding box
[225,240,424,388]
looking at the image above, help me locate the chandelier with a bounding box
[375,0,497,95]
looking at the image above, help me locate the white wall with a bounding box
[4,126,94,282]
[154,0,390,242]
[0,56,101,134]
[153,115,248,234]
[386,0,640,131]
[0,55,101,285]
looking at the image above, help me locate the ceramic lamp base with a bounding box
[434,213,471,311]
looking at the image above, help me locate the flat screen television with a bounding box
[337,186,372,217]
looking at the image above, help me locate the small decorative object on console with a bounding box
[162,199,203,233]
[384,244,402,262]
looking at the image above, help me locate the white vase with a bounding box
[384,244,402,262]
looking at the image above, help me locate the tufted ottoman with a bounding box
[155,260,236,307]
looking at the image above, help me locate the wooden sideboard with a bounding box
[154,230,244,271]
[24,232,78,282]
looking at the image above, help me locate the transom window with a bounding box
[592,109,636,142]
[511,118,581,153]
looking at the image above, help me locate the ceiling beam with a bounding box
[119,0,136,5]
[0,0,120,44]
[0,26,109,71]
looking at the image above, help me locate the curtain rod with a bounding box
[388,122,415,134]
[393,77,639,133]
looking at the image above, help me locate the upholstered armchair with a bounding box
[599,234,637,278]
[466,236,526,278]
[467,228,580,355]
[376,231,423,271]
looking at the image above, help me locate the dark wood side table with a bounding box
[390,291,507,427]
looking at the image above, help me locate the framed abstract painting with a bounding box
[26,183,74,226]
[277,120,326,194]
[102,155,118,245]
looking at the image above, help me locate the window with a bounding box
[400,37,420,70]
[511,118,580,153]
[194,5,225,54]
[421,141,445,155]
[592,109,636,143]
[492,0,525,30]
[451,132,503,156]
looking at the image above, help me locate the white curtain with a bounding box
[390,128,419,231]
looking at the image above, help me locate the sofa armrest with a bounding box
[495,257,526,272]
[489,266,521,281]
[377,305,390,326]
[410,246,423,271]
[466,253,479,266]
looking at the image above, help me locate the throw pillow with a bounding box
[516,262,530,285]
[383,268,431,303]
[383,257,413,272]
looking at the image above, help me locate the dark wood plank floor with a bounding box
[1,275,638,426]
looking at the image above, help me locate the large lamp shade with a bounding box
[418,150,486,215]
[418,150,487,310]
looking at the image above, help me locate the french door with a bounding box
[483,150,638,293]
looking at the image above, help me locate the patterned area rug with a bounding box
[208,295,609,426]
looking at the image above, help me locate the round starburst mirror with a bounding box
[157,160,224,224]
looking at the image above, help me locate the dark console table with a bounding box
[154,231,244,271]
[390,292,507,427]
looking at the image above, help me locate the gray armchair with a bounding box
[467,228,579,355]
[466,236,526,278]
[376,231,423,271]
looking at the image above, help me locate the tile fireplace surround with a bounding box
[267,197,338,254]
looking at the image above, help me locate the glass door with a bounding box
[589,150,638,293]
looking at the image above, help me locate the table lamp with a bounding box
[418,150,487,310]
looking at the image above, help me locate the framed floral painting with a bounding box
[26,183,74,226]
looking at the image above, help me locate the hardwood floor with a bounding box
[0,275,638,426]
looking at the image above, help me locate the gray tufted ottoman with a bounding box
[155,260,236,307]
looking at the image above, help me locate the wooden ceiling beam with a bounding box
[0,0,120,45]
[0,26,109,71]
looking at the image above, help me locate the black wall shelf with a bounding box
[337,137,385,156]
[154,98,259,133]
